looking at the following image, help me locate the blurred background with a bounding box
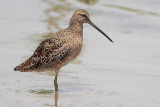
[0,0,160,107]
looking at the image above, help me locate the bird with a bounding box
[14,9,113,93]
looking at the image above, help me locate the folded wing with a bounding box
[14,37,70,72]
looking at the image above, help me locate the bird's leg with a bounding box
[54,72,59,107]
[54,72,59,92]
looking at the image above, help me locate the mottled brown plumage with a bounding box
[14,9,113,94]
[14,30,73,72]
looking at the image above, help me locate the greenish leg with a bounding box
[54,73,59,92]
[54,73,59,107]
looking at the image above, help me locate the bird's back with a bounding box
[14,29,74,72]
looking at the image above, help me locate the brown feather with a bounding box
[14,34,71,72]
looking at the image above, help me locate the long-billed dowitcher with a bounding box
[14,9,113,93]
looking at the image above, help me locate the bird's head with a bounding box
[73,9,90,24]
[70,9,113,43]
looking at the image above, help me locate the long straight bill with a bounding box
[88,19,113,43]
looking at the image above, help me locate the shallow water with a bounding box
[0,0,160,107]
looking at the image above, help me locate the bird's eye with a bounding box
[80,14,87,18]
[82,14,86,17]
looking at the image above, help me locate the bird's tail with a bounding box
[14,66,20,71]
[14,57,33,72]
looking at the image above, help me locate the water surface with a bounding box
[0,0,160,107]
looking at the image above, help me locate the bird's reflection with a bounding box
[54,91,59,107]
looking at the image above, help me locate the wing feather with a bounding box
[14,37,70,72]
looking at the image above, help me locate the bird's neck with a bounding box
[69,19,83,36]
